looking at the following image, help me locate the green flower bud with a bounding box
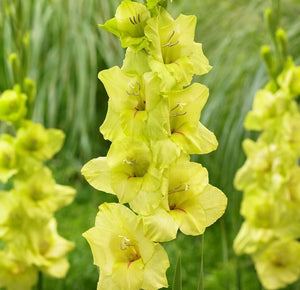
[0,86,27,123]
[99,0,151,50]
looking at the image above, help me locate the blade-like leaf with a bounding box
[172,251,182,290]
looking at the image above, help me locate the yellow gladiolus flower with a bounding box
[83,203,169,290]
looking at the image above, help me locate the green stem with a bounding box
[220,217,229,290]
[198,233,205,290]
[37,271,43,290]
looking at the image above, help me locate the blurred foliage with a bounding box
[1,0,300,289]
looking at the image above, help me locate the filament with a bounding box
[170,111,187,117]
[169,183,190,194]
[122,158,137,166]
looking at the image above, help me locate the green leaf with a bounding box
[172,251,182,290]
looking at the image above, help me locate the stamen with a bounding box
[162,30,179,48]
[119,235,135,250]
[167,30,175,43]
[169,183,190,194]
[170,104,179,111]
[126,90,139,96]
[170,111,187,117]
[138,13,141,23]
[122,158,137,166]
[133,15,137,24]
[126,82,141,96]
[162,40,180,48]
[129,17,135,25]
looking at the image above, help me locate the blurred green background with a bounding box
[1,0,300,289]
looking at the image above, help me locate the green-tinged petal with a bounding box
[288,167,300,203]
[122,48,151,76]
[13,167,75,219]
[191,43,212,76]
[171,122,218,155]
[81,157,113,194]
[120,109,147,138]
[169,160,209,196]
[147,0,166,9]
[142,243,170,290]
[54,184,76,209]
[240,189,300,239]
[98,66,139,112]
[0,134,18,183]
[234,161,255,191]
[142,207,178,242]
[111,260,144,290]
[129,186,162,215]
[0,251,38,290]
[168,82,209,129]
[147,58,177,91]
[107,138,151,174]
[278,61,300,98]
[28,219,74,278]
[83,226,114,274]
[233,222,275,255]
[100,103,125,141]
[15,121,65,161]
[244,89,298,131]
[235,139,297,192]
[146,96,170,141]
[97,272,119,290]
[253,240,300,290]
[99,18,119,37]
[129,166,165,214]
[41,258,70,279]
[151,139,181,168]
[169,192,207,235]
[110,171,143,203]
[0,191,46,241]
[107,139,153,202]
[197,184,227,227]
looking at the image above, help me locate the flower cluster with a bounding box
[0,85,76,289]
[234,59,300,289]
[82,1,227,289]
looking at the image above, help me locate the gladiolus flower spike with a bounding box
[82,0,227,289]
[0,84,75,288]
[234,2,300,288]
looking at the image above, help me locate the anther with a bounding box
[170,111,187,117]
[169,183,190,194]
[133,15,137,24]
[163,40,179,48]
[126,90,139,96]
[119,235,135,250]
[129,17,135,25]
[170,104,180,111]
[167,30,175,43]
[138,13,141,23]
[162,31,179,48]
[122,158,137,166]
[126,82,141,96]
